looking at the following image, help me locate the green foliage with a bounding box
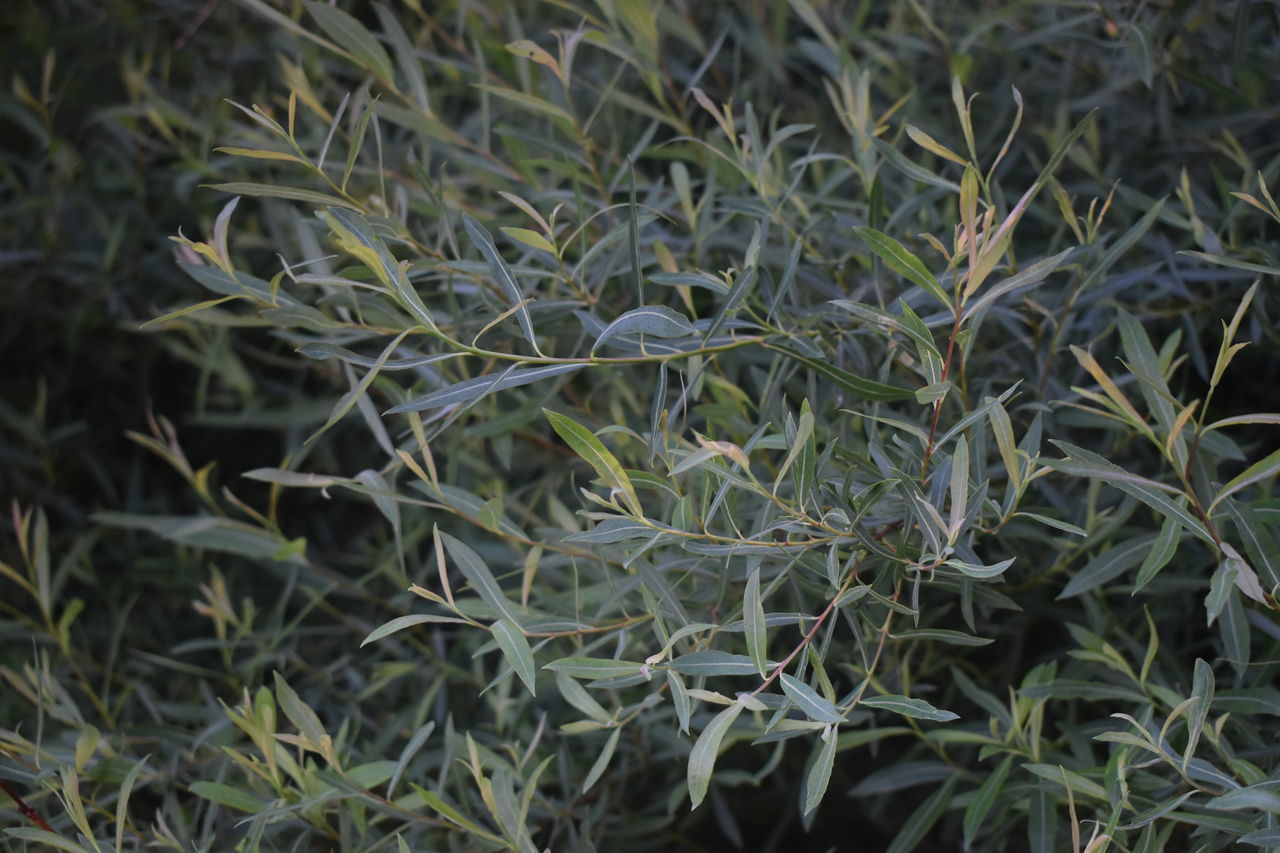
[4,1,1280,851]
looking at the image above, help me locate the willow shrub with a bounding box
[4,1,1280,851]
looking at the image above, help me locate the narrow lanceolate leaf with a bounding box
[500,226,556,254]
[1184,658,1214,770]
[274,672,325,744]
[687,701,744,809]
[671,651,758,677]
[207,182,360,209]
[592,305,696,353]
[780,674,845,723]
[963,247,1074,319]
[803,727,838,817]
[1046,441,1213,543]
[492,618,537,696]
[215,146,303,163]
[854,226,952,310]
[1134,518,1181,592]
[1058,534,1156,599]
[438,531,520,626]
[462,213,539,351]
[544,657,644,680]
[963,754,1013,847]
[766,344,915,402]
[361,614,469,646]
[544,409,642,515]
[775,399,815,494]
[1209,447,1280,513]
[387,364,583,413]
[116,757,149,852]
[948,436,969,537]
[582,727,622,793]
[861,694,959,722]
[744,569,767,677]
[887,777,959,853]
[556,672,612,722]
[304,0,395,81]
[905,125,969,166]
[893,629,994,647]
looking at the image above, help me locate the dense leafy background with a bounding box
[3,1,1279,851]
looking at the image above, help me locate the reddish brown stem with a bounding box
[750,522,901,697]
[920,312,964,480]
[0,779,56,834]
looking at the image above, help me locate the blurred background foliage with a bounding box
[2,0,1279,850]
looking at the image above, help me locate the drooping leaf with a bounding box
[462,212,539,350]
[592,305,696,353]
[780,674,845,723]
[802,727,838,817]
[744,568,767,677]
[861,694,959,722]
[492,618,537,695]
[544,409,642,514]
[853,226,952,310]
[687,701,744,809]
[544,658,645,680]
[438,530,521,626]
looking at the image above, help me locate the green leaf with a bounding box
[1205,561,1237,625]
[93,512,307,564]
[190,781,269,813]
[206,182,360,209]
[766,344,915,402]
[411,784,504,842]
[853,226,952,310]
[802,727,838,817]
[1046,441,1213,543]
[963,754,1013,847]
[362,614,469,645]
[116,756,150,852]
[1058,533,1157,599]
[462,213,539,351]
[1181,251,1280,276]
[1023,764,1107,800]
[948,436,969,536]
[544,657,645,680]
[389,722,435,799]
[273,671,326,744]
[1206,785,1280,814]
[304,0,395,82]
[387,364,584,413]
[1134,518,1181,592]
[861,694,959,722]
[780,673,845,723]
[438,530,521,626]
[544,409,642,515]
[670,651,758,677]
[592,305,696,353]
[744,568,767,677]
[556,672,611,722]
[475,84,575,124]
[492,618,537,696]
[963,247,1074,319]
[565,516,672,543]
[775,399,816,495]
[887,778,960,853]
[687,701,744,809]
[1184,658,1214,769]
[905,124,969,165]
[582,727,622,793]
[893,629,993,647]
[500,226,556,254]
[1210,447,1280,513]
